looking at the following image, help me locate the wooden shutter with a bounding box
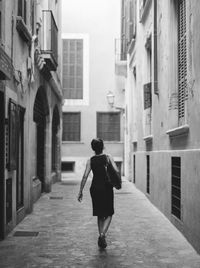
[143,83,152,109]
[178,0,187,124]
[97,113,120,141]
[171,157,181,219]
[62,39,83,99]
[8,100,18,171]
[62,113,80,141]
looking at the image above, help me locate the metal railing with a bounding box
[41,10,58,65]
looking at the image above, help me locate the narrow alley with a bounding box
[0,178,200,268]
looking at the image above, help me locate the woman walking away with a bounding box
[77,138,119,249]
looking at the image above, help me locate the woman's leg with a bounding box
[102,216,112,235]
[97,216,104,235]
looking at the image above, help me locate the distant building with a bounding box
[0,0,62,239]
[61,0,124,178]
[121,0,200,253]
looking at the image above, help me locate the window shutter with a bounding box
[62,113,80,141]
[178,0,187,124]
[143,83,152,109]
[62,39,83,99]
[97,113,120,141]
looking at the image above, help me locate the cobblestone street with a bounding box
[0,178,200,268]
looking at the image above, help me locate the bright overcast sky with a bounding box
[61,0,121,37]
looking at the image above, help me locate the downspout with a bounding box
[154,0,158,94]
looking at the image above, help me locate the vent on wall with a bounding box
[171,157,181,220]
[61,161,75,172]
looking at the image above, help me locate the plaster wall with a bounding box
[61,0,124,175]
[126,0,200,253]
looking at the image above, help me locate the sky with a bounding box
[61,0,121,37]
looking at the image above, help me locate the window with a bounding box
[133,155,136,183]
[146,155,150,194]
[178,0,187,125]
[61,162,75,172]
[171,157,181,220]
[62,39,83,99]
[8,100,18,171]
[62,112,81,141]
[18,0,27,24]
[97,112,120,141]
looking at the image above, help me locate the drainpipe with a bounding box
[154,0,158,94]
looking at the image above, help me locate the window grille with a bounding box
[178,0,187,124]
[62,112,81,141]
[171,157,181,219]
[6,178,12,224]
[146,155,150,194]
[97,112,120,141]
[62,39,83,99]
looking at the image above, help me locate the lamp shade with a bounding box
[107,91,115,107]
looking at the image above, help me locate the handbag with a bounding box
[105,155,122,190]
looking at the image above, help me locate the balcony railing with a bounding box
[41,10,58,71]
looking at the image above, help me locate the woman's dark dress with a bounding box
[90,154,114,217]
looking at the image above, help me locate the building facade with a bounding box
[61,0,124,179]
[0,0,62,239]
[122,0,200,253]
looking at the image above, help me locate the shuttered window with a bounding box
[143,82,152,109]
[62,112,80,141]
[8,100,18,171]
[171,157,181,220]
[97,112,120,141]
[178,0,187,124]
[62,39,83,99]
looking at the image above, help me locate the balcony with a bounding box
[41,10,58,71]
[115,38,127,77]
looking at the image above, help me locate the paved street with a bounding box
[0,178,200,268]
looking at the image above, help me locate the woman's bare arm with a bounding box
[78,159,91,202]
[107,154,119,172]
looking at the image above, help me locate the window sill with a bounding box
[166,125,189,137]
[62,141,84,144]
[104,141,124,144]
[143,135,153,142]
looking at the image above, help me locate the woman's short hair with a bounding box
[91,138,104,154]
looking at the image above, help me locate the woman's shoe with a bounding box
[98,234,107,249]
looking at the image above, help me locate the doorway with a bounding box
[33,87,48,192]
[0,90,5,239]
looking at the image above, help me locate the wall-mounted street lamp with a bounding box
[106,91,125,112]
